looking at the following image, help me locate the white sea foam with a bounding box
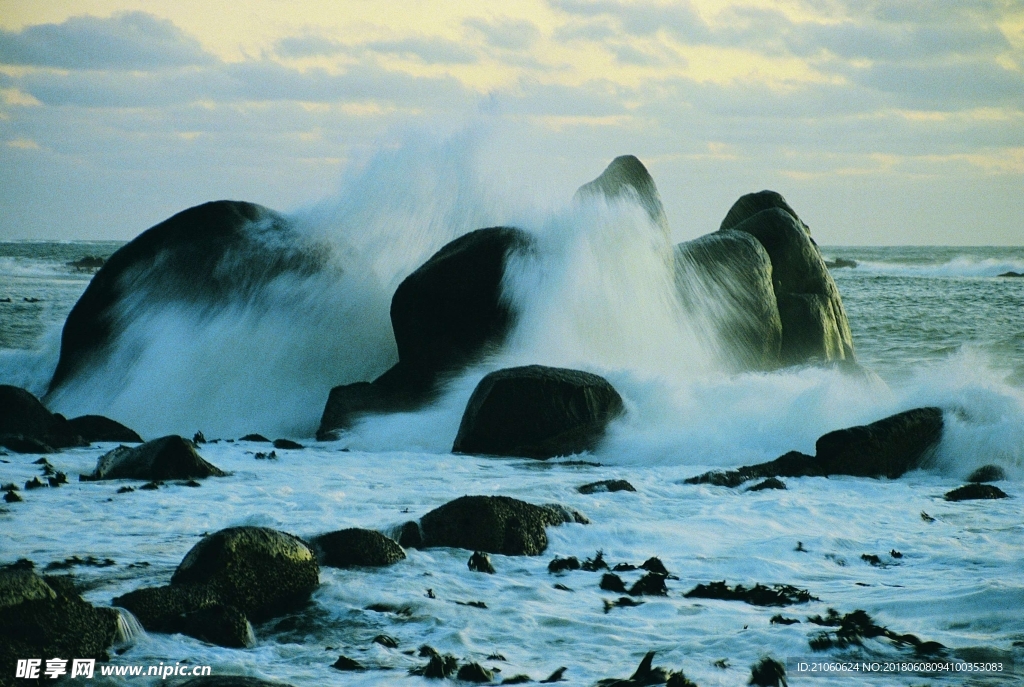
[847,256,1024,278]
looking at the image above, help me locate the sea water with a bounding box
[1,176,1023,686]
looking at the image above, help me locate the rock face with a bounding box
[0,385,86,453]
[48,200,324,394]
[677,190,855,369]
[418,495,583,556]
[574,155,669,234]
[1,565,120,684]
[66,415,142,443]
[114,527,319,647]
[675,231,782,370]
[82,435,225,481]
[309,528,406,568]
[453,365,625,459]
[318,227,534,438]
[686,407,944,486]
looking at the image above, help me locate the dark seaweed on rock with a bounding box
[548,556,581,573]
[684,581,817,607]
[581,550,609,571]
[807,609,945,655]
[628,572,669,596]
[966,464,1006,483]
[770,615,801,625]
[309,528,405,568]
[596,651,695,687]
[604,597,645,613]
[749,657,787,687]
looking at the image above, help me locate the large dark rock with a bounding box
[48,201,326,394]
[114,527,319,648]
[722,193,854,364]
[452,365,624,459]
[418,495,583,556]
[82,435,225,481]
[67,415,142,443]
[0,385,86,452]
[318,227,533,438]
[686,407,944,486]
[675,230,782,370]
[1,565,120,685]
[574,155,669,233]
[309,528,406,568]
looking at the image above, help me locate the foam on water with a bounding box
[838,256,1024,278]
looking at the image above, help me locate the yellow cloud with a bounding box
[7,137,41,149]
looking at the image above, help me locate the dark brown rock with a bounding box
[578,479,636,494]
[419,495,579,556]
[0,385,86,452]
[82,435,225,481]
[309,528,405,568]
[453,365,624,459]
[944,484,1009,501]
[66,415,142,443]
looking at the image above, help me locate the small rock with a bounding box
[628,572,668,596]
[747,477,786,491]
[117,486,135,494]
[578,479,636,494]
[457,662,495,683]
[272,438,304,449]
[600,573,627,593]
[239,433,270,442]
[944,484,1009,501]
[332,655,365,671]
[966,464,1007,483]
[24,476,46,490]
[373,634,399,648]
[749,657,787,686]
[311,528,406,568]
[581,550,608,571]
[140,481,161,490]
[4,490,22,503]
[82,435,226,481]
[548,556,580,574]
[684,581,817,607]
[603,597,644,613]
[469,551,496,573]
[540,667,567,683]
[861,554,882,567]
[890,549,903,559]
[193,431,206,444]
[770,615,800,625]
[640,557,669,575]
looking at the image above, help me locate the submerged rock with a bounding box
[453,365,624,459]
[578,479,636,494]
[944,484,1009,501]
[418,495,582,556]
[0,385,86,452]
[749,657,787,687]
[66,414,142,443]
[967,464,1006,483]
[82,435,226,481]
[114,526,319,647]
[684,581,817,607]
[686,407,944,485]
[309,528,405,568]
[0,565,120,680]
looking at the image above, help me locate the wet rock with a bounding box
[825,258,857,269]
[193,431,207,444]
[272,438,303,450]
[0,385,86,452]
[770,615,800,625]
[332,655,365,671]
[628,572,668,596]
[807,608,944,655]
[240,434,270,442]
[468,551,496,574]
[967,465,1006,483]
[540,667,567,683]
[603,597,645,613]
[0,565,120,681]
[418,495,581,556]
[373,634,399,648]
[309,528,406,568]
[860,554,883,567]
[67,415,142,443]
[747,477,786,491]
[574,155,669,233]
[684,581,817,607]
[578,479,636,494]
[319,227,534,438]
[82,435,226,481]
[675,230,783,371]
[686,407,944,485]
[411,653,459,678]
[114,526,319,646]
[458,662,496,683]
[398,521,423,548]
[502,675,533,684]
[24,476,46,490]
[596,651,673,687]
[600,573,627,593]
[944,484,1009,501]
[48,201,320,395]
[581,550,609,571]
[67,255,106,271]
[998,271,1024,277]
[178,603,256,648]
[749,657,787,687]
[3,490,21,503]
[548,556,581,574]
[640,557,669,575]
[453,365,624,459]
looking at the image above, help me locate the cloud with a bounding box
[0,12,215,70]
[275,34,349,59]
[464,17,541,51]
[365,36,477,64]
[549,0,710,42]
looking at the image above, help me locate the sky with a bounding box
[0,0,1022,245]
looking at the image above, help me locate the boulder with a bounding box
[967,464,1006,483]
[309,528,406,568]
[1,565,119,682]
[0,385,86,452]
[686,407,944,485]
[48,201,324,394]
[67,415,142,443]
[114,527,319,647]
[452,365,624,459]
[82,435,225,481]
[722,193,854,364]
[674,230,782,370]
[574,155,669,234]
[317,227,534,438]
[944,484,1008,501]
[418,495,583,556]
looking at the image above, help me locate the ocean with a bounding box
[1,227,1023,686]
